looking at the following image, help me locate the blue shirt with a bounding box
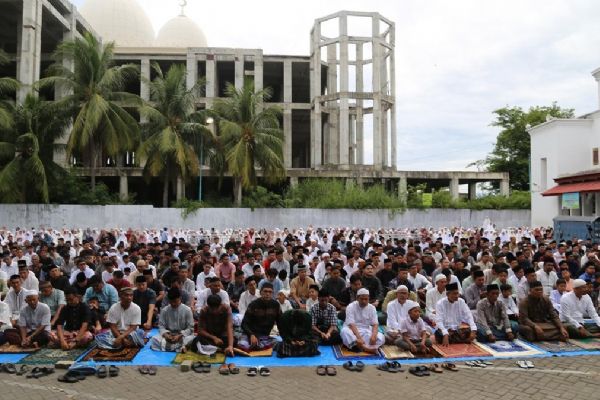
[258,278,283,294]
[579,272,594,282]
[83,284,119,312]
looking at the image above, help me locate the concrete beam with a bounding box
[17,0,43,103]
[234,54,244,90]
[283,109,292,169]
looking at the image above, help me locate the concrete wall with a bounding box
[0,205,530,229]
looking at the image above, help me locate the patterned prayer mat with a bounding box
[172,351,226,364]
[332,345,383,360]
[532,340,583,353]
[474,340,543,358]
[431,342,491,358]
[17,347,90,364]
[569,338,600,351]
[82,346,141,362]
[233,347,274,357]
[378,345,415,360]
[0,344,38,354]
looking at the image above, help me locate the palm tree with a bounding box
[138,63,211,207]
[0,49,20,131]
[212,81,285,206]
[38,32,141,190]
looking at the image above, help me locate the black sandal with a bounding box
[109,365,119,377]
[191,362,203,373]
[317,365,327,376]
[247,367,258,377]
[97,365,108,378]
[16,365,28,376]
[4,364,17,374]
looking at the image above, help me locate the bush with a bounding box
[50,170,134,205]
[242,186,284,209]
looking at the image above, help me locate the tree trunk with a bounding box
[162,177,169,208]
[233,177,242,207]
[89,142,97,191]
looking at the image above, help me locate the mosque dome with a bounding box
[155,15,208,48]
[79,0,156,47]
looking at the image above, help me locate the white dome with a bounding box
[80,0,155,47]
[155,15,207,48]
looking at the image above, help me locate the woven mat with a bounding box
[474,340,543,358]
[233,347,274,357]
[569,338,600,351]
[378,345,415,360]
[172,352,226,364]
[332,345,382,360]
[431,343,491,358]
[0,344,38,354]
[17,347,89,364]
[533,340,583,353]
[82,346,141,362]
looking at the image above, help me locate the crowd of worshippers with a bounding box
[0,226,600,359]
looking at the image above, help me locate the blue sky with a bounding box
[72,0,600,171]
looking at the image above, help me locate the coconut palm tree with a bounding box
[38,32,141,190]
[138,63,212,207]
[211,81,285,206]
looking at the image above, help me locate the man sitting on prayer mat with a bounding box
[39,281,65,328]
[151,288,194,352]
[238,282,281,351]
[193,294,234,356]
[396,303,432,354]
[385,285,420,344]
[95,287,145,349]
[434,282,477,346]
[425,274,447,318]
[310,289,341,345]
[132,276,156,330]
[276,309,320,357]
[50,287,93,349]
[560,279,600,338]
[340,288,385,354]
[475,284,517,342]
[518,281,568,342]
[16,290,51,348]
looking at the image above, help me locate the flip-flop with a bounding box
[409,367,424,377]
[3,363,17,374]
[355,361,365,372]
[516,360,528,369]
[317,365,327,376]
[40,367,55,377]
[479,359,493,366]
[376,362,389,372]
[390,361,404,373]
[191,362,203,373]
[16,365,28,376]
[326,366,337,376]
[148,366,157,376]
[418,366,430,376]
[228,363,240,374]
[259,367,270,377]
[65,370,86,381]
[442,363,458,372]
[343,361,356,371]
[109,365,119,377]
[247,367,258,377]
[525,360,535,369]
[429,364,443,373]
[202,362,211,373]
[138,366,149,375]
[58,374,79,383]
[97,365,108,378]
[27,367,44,379]
[219,364,230,375]
[465,361,476,367]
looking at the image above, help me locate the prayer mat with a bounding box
[332,345,383,360]
[172,351,226,365]
[431,342,491,358]
[532,340,583,353]
[17,347,89,365]
[378,345,415,360]
[474,340,543,358]
[569,338,600,351]
[233,347,274,357]
[0,344,38,354]
[82,346,141,362]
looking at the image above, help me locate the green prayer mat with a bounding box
[17,347,89,364]
[172,351,226,365]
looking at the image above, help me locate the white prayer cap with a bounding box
[25,290,39,297]
[406,300,421,310]
[322,253,330,258]
[357,288,370,297]
[396,285,409,292]
[572,279,587,289]
[435,274,447,283]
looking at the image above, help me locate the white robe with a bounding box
[341,301,385,349]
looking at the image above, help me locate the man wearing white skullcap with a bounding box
[385,285,420,342]
[425,274,447,317]
[340,288,385,354]
[560,279,600,338]
[17,290,51,348]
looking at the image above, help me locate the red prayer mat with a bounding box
[431,342,491,358]
[0,344,39,354]
[82,346,141,362]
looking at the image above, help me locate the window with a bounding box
[593,148,599,166]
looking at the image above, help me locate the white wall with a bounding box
[0,204,531,230]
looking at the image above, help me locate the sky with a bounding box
[73,0,600,172]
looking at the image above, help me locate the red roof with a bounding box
[542,181,600,196]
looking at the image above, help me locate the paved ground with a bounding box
[2,356,600,400]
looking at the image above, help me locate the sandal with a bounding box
[409,367,424,377]
[354,361,365,372]
[191,362,203,373]
[228,363,240,374]
[259,367,271,377]
[58,374,79,383]
[148,366,157,376]
[376,362,389,372]
[109,365,119,377]
[202,362,211,373]
[247,367,258,377]
[65,370,86,381]
[343,361,356,371]
[3,363,16,374]
[418,365,430,376]
[429,364,443,373]
[326,366,337,376]
[390,361,403,373]
[138,366,149,375]
[219,364,230,375]
[97,365,108,378]
[27,367,44,379]
[525,360,535,369]
[317,365,327,376]
[442,363,458,372]
[16,365,28,376]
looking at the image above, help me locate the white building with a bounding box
[529,68,600,227]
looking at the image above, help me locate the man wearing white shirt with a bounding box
[385,286,419,343]
[536,258,558,296]
[0,259,17,281]
[238,277,259,315]
[560,279,600,338]
[313,253,331,285]
[18,263,39,291]
[6,275,26,325]
[340,288,385,354]
[195,278,230,313]
[425,274,447,317]
[69,259,95,285]
[195,263,216,291]
[434,282,477,346]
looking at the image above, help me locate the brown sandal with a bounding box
[429,364,443,373]
[442,363,458,372]
[218,364,230,375]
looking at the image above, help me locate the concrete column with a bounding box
[372,16,382,168]
[345,178,354,189]
[398,176,407,204]
[349,114,356,164]
[283,108,292,168]
[234,54,244,90]
[119,175,129,202]
[356,176,364,189]
[140,58,151,101]
[380,51,388,167]
[500,179,510,196]
[326,43,338,164]
[205,57,216,107]
[449,178,460,200]
[389,26,397,170]
[186,53,198,90]
[355,43,364,165]
[254,56,263,92]
[595,193,600,216]
[468,182,477,200]
[283,59,292,103]
[339,15,350,166]
[310,23,322,168]
[17,0,43,102]
[289,176,298,188]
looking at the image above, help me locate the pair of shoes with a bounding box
[342,361,365,372]
[465,360,488,368]
[247,366,270,377]
[516,360,535,369]
[428,364,443,373]
[138,365,157,375]
[58,370,87,383]
[316,365,337,376]
[26,367,54,379]
[218,363,240,375]
[97,365,120,378]
[1,363,17,374]
[409,366,431,377]
[441,363,458,372]
[376,361,403,373]
[191,362,211,373]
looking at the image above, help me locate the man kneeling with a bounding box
[341,288,385,354]
[95,287,145,349]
